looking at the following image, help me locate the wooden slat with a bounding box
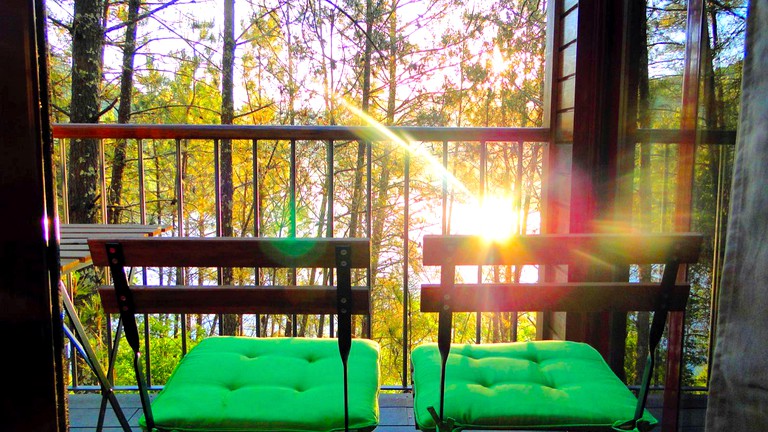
[59,251,91,260]
[61,232,164,241]
[60,259,85,274]
[422,233,703,266]
[61,237,96,244]
[60,244,90,251]
[61,223,168,231]
[89,237,370,268]
[59,223,171,275]
[99,285,370,315]
[420,283,690,313]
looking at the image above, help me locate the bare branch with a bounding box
[48,16,72,33]
[96,98,119,119]
[233,103,276,120]
[104,0,184,34]
[51,103,71,117]
[130,104,222,117]
[149,13,219,67]
[322,0,386,58]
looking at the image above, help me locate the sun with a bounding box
[451,195,519,240]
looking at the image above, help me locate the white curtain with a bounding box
[705,0,768,429]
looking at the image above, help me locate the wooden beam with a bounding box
[99,285,370,315]
[540,0,570,341]
[421,283,690,313]
[663,0,706,429]
[423,233,702,267]
[89,237,370,268]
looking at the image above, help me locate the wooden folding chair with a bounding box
[412,233,702,431]
[89,237,380,432]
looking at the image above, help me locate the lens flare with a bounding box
[339,99,471,197]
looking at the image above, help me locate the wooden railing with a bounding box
[53,123,737,392]
[54,123,550,390]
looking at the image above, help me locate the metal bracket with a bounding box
[336,244,352,432]
[104,242,154,430]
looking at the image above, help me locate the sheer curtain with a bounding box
[706,1,768,429]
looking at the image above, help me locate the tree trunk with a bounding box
[703,7,720,130]
[68,0,105,223]
[220,0,239,336]
[370,0,398,340]
[349,0,374,240]
[347,0,375,337]
[108,0,140,224]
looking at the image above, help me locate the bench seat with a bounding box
[142,337,380,432]
[412,341,656,431]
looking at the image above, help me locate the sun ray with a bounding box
[338,98,472,197]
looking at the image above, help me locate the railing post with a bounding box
[441,141,448,235]
[60,138,70,225]
[402,150,410,389]
[99,139,107,223]
[253,139,261,337]
[137,138,151,386]
[175,138,187,356]
[327,139,335,339]
[290,139,297,337]
[476,141,487,343]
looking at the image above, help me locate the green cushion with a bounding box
[411,341,657,431]
[141,337,380,432]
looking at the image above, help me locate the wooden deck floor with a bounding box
[69,392,416,431]
[68,392,707,431]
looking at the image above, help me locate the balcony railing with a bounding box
[54,123,549,390]
[54,123,736,393]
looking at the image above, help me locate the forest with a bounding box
[47,0,746,389]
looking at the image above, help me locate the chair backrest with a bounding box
[421,233,703,313]
[89,237,370,315]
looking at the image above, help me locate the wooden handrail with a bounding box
[52,124,737,145]
[53,123,550,142]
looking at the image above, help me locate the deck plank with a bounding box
[67,392,707,431]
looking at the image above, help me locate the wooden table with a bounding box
[59,223,170,432]
[60,223,170,274]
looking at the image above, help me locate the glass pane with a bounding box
[644,1,688,129]
[699,1,748,131]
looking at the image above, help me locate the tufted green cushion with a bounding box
[411,341,657,431]
[141,337,380,432]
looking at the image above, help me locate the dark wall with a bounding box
[0,0,65,430]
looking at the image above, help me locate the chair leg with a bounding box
[60,282,132,432]
[106,242,156,430]
[97,316,125,432]
[662,311,686,432]
[134,351,154,430]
